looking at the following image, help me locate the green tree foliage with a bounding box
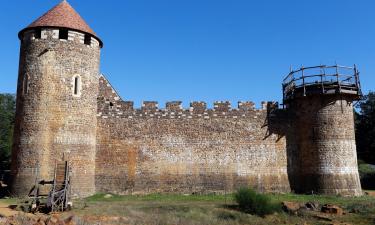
[355,91,375,164]
[0,94,15,170]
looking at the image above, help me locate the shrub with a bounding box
[358,161,375,189]
[234,187,277,216]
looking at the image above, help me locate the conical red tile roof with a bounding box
[19,0,102,46]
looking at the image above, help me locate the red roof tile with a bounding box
[20,0,102,45]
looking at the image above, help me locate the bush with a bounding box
[357,161,375,189]
[234,187,278,216]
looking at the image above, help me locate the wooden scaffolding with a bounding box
[28,161,72,213]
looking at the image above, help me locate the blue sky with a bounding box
[1,0,374,108]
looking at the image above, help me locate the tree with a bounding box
[355,91,375,164]
[0,94,15,170]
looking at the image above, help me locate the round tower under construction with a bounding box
[283,65,362,196]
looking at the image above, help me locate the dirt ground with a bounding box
[0,201,18,217]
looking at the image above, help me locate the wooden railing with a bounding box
[282,64,361,102]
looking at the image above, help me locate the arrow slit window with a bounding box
[72,75,82,97]
[23,73,29,95]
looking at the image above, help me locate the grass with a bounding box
[66,192,375,225]
[0,197,17,205]
[0,192,373,224]
[85,192,231,203]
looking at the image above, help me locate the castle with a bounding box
[11,1,363,198]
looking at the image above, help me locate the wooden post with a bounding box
[302,66,306,96]
[320,65,325,94]
[51,161,57,212]
[336,64,341,93]
[354,64,359,92]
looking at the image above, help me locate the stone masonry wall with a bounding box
[11,28,100,197]
[286,95,362,196]
[95,76,290,194]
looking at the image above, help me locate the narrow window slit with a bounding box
[74,76,79,95]
[84,34,91,45]
[59,29,68,40]
[23,74,29,95]
[35,28,41,39]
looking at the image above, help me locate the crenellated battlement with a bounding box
[102,100,272,111]
[98,98,277,119]
[20,28,101,48]
[97,74,277,119]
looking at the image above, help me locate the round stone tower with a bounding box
[11,0,103,197]
[284,65,362,196]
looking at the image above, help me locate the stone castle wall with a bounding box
[11,28,100,197]
[95,76,291,194]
